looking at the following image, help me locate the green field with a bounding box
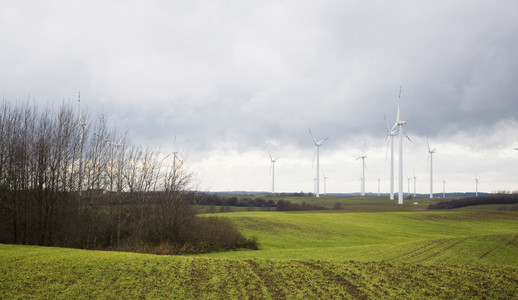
[196,210,518,265]
[1,199,518,298]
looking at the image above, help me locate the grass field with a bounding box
[196,210,518,264]
[1,198,518,298]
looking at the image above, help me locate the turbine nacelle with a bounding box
[308,128,329,146]
[427,138,437,154]
[268,150,279,163]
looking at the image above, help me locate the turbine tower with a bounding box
[268,151,279,194]
[377,176,381,197]
[323,173,328,196]
[407,176,411,196]
[356,141,367,196]
[389,99,409,205]
[442,177,446,198]
[427,138,437,199]
[309,128,329,198]
[384,114,398,200]
[413,171,417,197]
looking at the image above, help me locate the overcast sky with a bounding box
[2,0,518,194]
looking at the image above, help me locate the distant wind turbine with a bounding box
[73,93,128,195]
[268,151,279,194]
[407,176,411,196]
[309,128,329,198]
[74,93,87,196]
[377,176,381,197]
[390,93,410,205]
[356,141,367,196]
[427,138,437,199]
[442,177,446,198]
[324,173,328,196]
[413,171,417,197]
[73,93,110,196]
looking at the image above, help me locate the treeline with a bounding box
[195,195,276,208]
[427,194,518,210]
[0,100,256,254]
[275,199,327,211]
[195,194,328,211]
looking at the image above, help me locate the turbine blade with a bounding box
[308,128,317,145]
[390,122,398,133]
[427,138,431,152]
[268,150,273,161]
[396,102,400,122]
[317,137,329,145]
[401,127,412,142]
[383,113,392,134]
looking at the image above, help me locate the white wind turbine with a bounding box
[356,141,367,196]
[74,93,87,196]
[309,128,329,198]
[377,176,381,197]
[427,138,437,199]
[324,173,328,196]
[389,99,410,205]
[268,151,280,194]
[442,177,446,198]
[407,176,411,196]
[413,170,417,197]
[73,93,127,196]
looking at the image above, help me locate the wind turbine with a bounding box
[74,93,104,196]
[427,138,437,199]
[407,176,411,196]
[356,141,367,196]
[309,128,329,198]
[442,177,446,198]
[73,93,127,195]
[268,151,279,194]
[413,171,417,197]
[390,97,410,205]
[323,173,328,196]
[74,93,86,196]
[377,176,381,197]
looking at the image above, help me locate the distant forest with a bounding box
[427,194,518,210]
[0,101,256,254]
[194,194,328,211]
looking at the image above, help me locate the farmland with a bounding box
[1,197,518,298]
